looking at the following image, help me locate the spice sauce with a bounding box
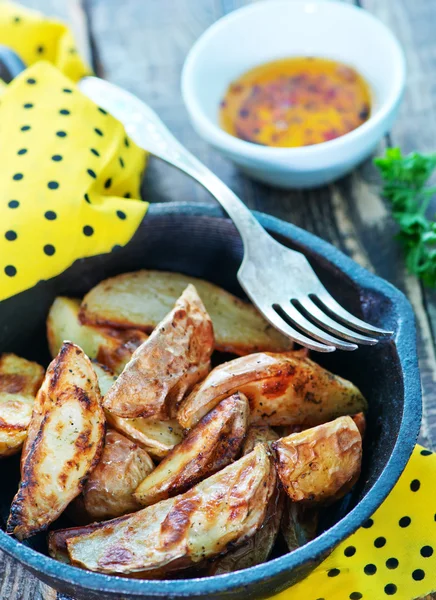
[220,57,371,148]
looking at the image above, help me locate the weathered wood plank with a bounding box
[359,0,436,450]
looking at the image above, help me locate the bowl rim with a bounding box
[181,0,406,161]
[0,202,421,598]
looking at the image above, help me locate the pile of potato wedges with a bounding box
[1,270,367,578]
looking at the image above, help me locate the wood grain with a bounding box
[1,0,435,599]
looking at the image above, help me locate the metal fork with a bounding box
[78,76,391,352]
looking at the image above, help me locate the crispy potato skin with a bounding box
[47,297,148,374]
[103,285,214,419]
[73,430,154,522]
[67,444,276,576]
[0,354,44,458]
[91,362,184,459]
[352,412,366,439]
[178,352,367,430]
[79,270,292,355]
[96,330,148,374]
[134,393,248,507]
[272,416,362,504]
[209,425,283,575]
[7,342,105,540]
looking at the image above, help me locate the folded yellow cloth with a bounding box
[0,4,434,600]
[0,0,90,81]
[0,59,148,301]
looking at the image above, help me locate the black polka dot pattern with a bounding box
[4,265,16,277]
[412,569,425,581]
[83,225,94,236]
[344,546,356,557]
[5,231,17,241]
[420,545,433,557]
[364,564,377,575]
[421,449,432,456]
[374,537,386,548]
[362,519,374,529]
[349,593,362,600]
[384,583,397,595]
[399,516,411,528]
[0,60,146,303]
[328,569,340,577]
[386,558,399,569]
[410,479,421,492]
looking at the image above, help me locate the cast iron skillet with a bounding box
[0,203,421,600]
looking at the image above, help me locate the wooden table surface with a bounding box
[1,0,436,599]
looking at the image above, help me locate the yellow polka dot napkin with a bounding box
[0,0,90,82]
[274,446,434,600]
[0,61,148,301]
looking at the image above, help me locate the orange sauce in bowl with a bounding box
[219,57,371,148]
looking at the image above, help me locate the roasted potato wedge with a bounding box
[48,521,112,563]
[7,342,105,540]
[272,416,362,504]
[242,425,279,454]
[134,392,248,506]
[0,354,44,458]
[209,425,283,575]
[106,413,184,460]
[66,443,275,576]
[47,296,148,373]
[92,361,184,459]
[72,429,154,522]
[79,270,292,355]
[0,353,44,395]
[178,352,367,429]
[352,412,366,438]
[103,285,214,419]
[281,500,319,552]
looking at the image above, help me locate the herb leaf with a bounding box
[374,147,436,286]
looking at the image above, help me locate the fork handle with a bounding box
[152,140,268,251]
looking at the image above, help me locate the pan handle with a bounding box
[0,46,26,82]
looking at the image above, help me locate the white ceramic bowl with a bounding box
[181,0,406,189]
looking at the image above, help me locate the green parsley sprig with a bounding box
[374,147,436,286]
